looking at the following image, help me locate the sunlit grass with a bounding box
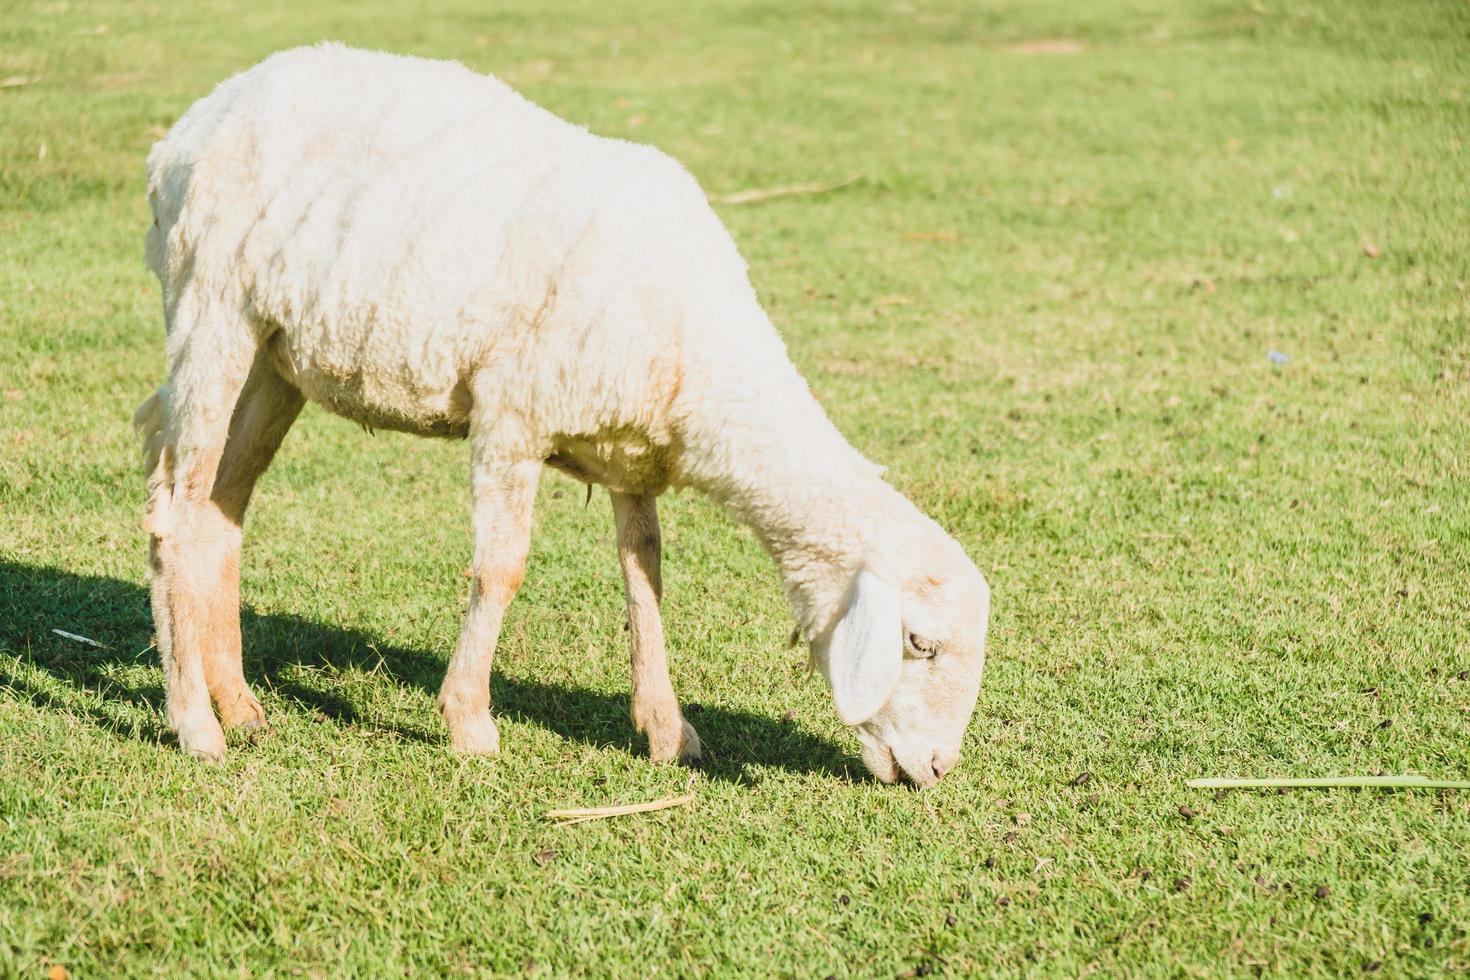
[2,0,1468,974]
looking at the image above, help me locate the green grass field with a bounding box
[2,0,1468,974]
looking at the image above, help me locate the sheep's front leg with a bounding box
[610,492,702,764]
[438,458,540,755]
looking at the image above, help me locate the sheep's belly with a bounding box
[545,431,674,496]
[275,359,472,439]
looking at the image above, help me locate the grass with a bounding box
[2,0,1468,974]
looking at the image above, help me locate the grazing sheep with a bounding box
[137,43,990,785]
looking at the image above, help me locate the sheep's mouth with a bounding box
[885,748,908,784]
[862,742,936,788]
[858,740,901,784]
[858,728,937,787]
[894,757,938,789]
[869,744,939,789]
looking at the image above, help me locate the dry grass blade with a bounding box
[708,173,859,205]
[548,781,696,826]
[51,628,110,650]
[1189,775,1470,790]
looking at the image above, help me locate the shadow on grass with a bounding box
[0,560,857,784]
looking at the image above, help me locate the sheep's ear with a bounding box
[819,568,903,725]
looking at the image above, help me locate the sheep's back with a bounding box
[143,44,774,455]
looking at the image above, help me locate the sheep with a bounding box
[136,43,990,785]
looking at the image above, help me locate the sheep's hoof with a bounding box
[218,690,266,731]
[649,719,703,766]
[450,715,501,756]
[176,716,227,763]
[675,720,704,766]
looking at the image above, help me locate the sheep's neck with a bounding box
[676,355,907,637]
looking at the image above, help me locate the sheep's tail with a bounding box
[134,388,174,538]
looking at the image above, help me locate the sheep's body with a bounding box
[140,45,990,782]
[147,44,856,500]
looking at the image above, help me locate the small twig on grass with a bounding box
[51,629,110,650]
[707,173,860,205]
[1189,775,1470,791]
[548,777,697,826]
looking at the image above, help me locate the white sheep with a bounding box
[137,43,990,785]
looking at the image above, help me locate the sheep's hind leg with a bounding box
[438,455,541,755]
[200,353,304,730]
[140,309,258,761]
[610,492,702,765]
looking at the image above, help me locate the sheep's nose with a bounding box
[931,748,959,780]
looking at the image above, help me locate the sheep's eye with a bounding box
[906,633,939,658]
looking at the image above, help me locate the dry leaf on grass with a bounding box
[548,779,696,826]
[708,173,859,205]
[0,76,36,89]
[1362,239,1381,258]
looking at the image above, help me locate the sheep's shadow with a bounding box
[0,560,857,784]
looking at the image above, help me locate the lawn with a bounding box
[2,0,1468,975]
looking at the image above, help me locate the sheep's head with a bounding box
[811,528,989,787]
